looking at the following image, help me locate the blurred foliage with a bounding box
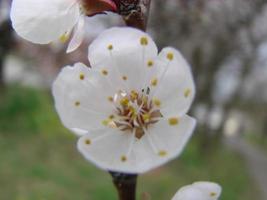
[245,132,267,154]
[0,86,67,135]
[0,86,259,199]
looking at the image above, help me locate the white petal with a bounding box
[88,27,158,91]
[152,47,195,117]
[77,128,138,172]
[10,0,80,44]
[77,115,195,173]
[171,185,207,200]
[192,182,222,200]
[148,115,196,166]
[52,63,116,135]
[66,16,85,53]
[172,182,222,200]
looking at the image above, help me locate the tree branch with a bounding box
[116,0,152,31]
[110,172,138,200]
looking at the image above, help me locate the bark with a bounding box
[110,172,138,200]
[0,19,14,88]
[116,0,151,31]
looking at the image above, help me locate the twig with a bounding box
[110,171,138,200]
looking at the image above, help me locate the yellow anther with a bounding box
[109,115,115,119]
[168,117,179,126]
[102,119,110,126]
[85,139,91,145]
[122,75,128,81]
[142,113,151,122]
[101,69,108,76]
[59,33,69,43]
[153,98,161,107]
[107,44,113,50]
[75,101,80,107]
[147,60,154,67]
[121,155,127,162]
[151,78,158,87]
[130,90,138,100]
[184,88,191,98]
[120,97,129,106]
[140,37,148,46]
[167,52,174,61]
[158,150,167,157]
[210,192,217,197]
[129,106,137,116]
[79,73,85,80]
[142,96,148,104]
[107,96,113,102]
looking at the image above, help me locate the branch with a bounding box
[116,0,152,31]
[110,172,138,200]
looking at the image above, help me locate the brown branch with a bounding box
[110,172,138,200]
[116,0,152,31]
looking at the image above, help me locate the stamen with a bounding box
[120,97,129,106]
[147,60,154,67]
[167,52,174,61]
[79,73,85,80]
[168,117,179,126]
[158,150,167,157]
[142,113,151,123]
[210,192,217,197]
[150,78,158,87]
[107,96,114,102]
[107,44,113,50]
[184,88,191,98]
[85,139,91,145]
[122,75,128,81]
[140,37,148,46]
[75,101,80,107]
[59,33,69,43]
[153,98,161,107]
[143,129,158,154]
[121,155,127,162]
[101,69,108,76]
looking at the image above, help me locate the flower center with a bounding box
[108,89,162,139]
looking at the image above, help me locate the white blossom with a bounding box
[172,182,222,200]
[52,27,196,173]
[10,0,116,53]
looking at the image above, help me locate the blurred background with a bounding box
[0,0,267,199]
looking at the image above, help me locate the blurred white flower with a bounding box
[52,27,196,173]
[10,0,117,53]
[172,182,222,200]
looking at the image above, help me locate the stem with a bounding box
[118,0,152,31]
[110,171,138,200]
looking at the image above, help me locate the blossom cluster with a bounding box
[10,0,222,199]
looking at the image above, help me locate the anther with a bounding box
[168,117,179,126]
[140,37,148,46]
[107,44,113,50]
[167,52,174,61]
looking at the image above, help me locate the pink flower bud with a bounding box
[82,0,118,16]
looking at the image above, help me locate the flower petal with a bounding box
[77,128,138,172]
[77,115,195,173]
[88,27,158,91]
[171,185,207,200]
[135,115,196,173]
[66,16,85,53]
[172,182,222,200]
[52,63,116,135]
[152,47,195,117]
[192,182,222,200]
[10,0,80,44]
